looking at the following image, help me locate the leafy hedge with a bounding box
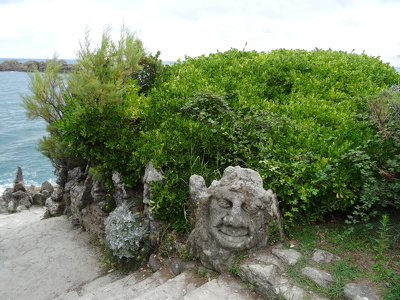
[135,48,399,229]
[27,40,399,231]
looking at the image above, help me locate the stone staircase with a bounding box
[54,246,381,300]
[56,267,261,300]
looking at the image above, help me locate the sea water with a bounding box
[0,61,58,193]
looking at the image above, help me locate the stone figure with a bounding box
[13,166,26,192]
[187,166,284,272]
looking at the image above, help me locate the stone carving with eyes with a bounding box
[187,166,284,272]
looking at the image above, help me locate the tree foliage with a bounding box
[139,48,399,229]
[22,27,162,173]
[21,56,68,124]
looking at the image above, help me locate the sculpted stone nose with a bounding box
[223,203,246,227]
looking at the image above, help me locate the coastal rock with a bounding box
[0,59,72,72]
[13,166,26,192]
[41,181,54,194]
[13,190,32,209]
[0,60,25,72]
[31,190,42,205]
[45,197,63,216]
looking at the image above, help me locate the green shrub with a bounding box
[139,48,399,228]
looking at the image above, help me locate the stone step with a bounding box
[57,268,173,300]
[57,267,259,300]
[54,272,137,300]
[79,272,123,296]
[127,270,203,300]
[99,268,174,300]
[183,274,260,300]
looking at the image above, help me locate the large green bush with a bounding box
[23,41,399,231]
[138,48,399,229]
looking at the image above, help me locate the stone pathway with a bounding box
[0,207,103,300]
[0,207,381,300]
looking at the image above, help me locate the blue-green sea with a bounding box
[0,58,75,192]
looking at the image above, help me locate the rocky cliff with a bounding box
[0,59,72,72]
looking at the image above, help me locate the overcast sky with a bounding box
[1,0,400,66]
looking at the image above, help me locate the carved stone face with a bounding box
[208,185,268,251]
[188,166,282,272]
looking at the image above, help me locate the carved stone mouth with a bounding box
[219,226,249,238]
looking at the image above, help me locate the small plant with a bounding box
[104,204,148,271]
[385,279,400,300]
[373,214,391,260]
[229,252,248,276]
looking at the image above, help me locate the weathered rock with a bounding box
[148,254,161,272]
[142,162,163,205]
[72,175,93,211]
[301,267,334,287]
[188,166,284,272]
[12,190,32,208]
[69,215,80,226]
[112,171,136,206]
[51,186,64,203]
[13,167,26,192]
[31,191,42,205]
[254,252,284,270]
[142,162,163,248]
[239,263,278,298]
[91,180,106,203]
[343,283,379,300]
[64,167,85,192]
[55,165,69,186]
[45,197,63,216]
[189,174,207,216]
[272,248,302,265]
[79,203,108,236]
[41,181,54,194]
[7,200,16,212]
[312,249,341,264]
[41,189,52,203]
[0,197,6,213]
[2,188,33,213]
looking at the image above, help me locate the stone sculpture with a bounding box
[187,166,284,272]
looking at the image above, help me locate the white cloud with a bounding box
[0,0,399,66]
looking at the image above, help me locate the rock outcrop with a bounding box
[0,167,55,213]
[142,162,163,248]
[0,59,72,72]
